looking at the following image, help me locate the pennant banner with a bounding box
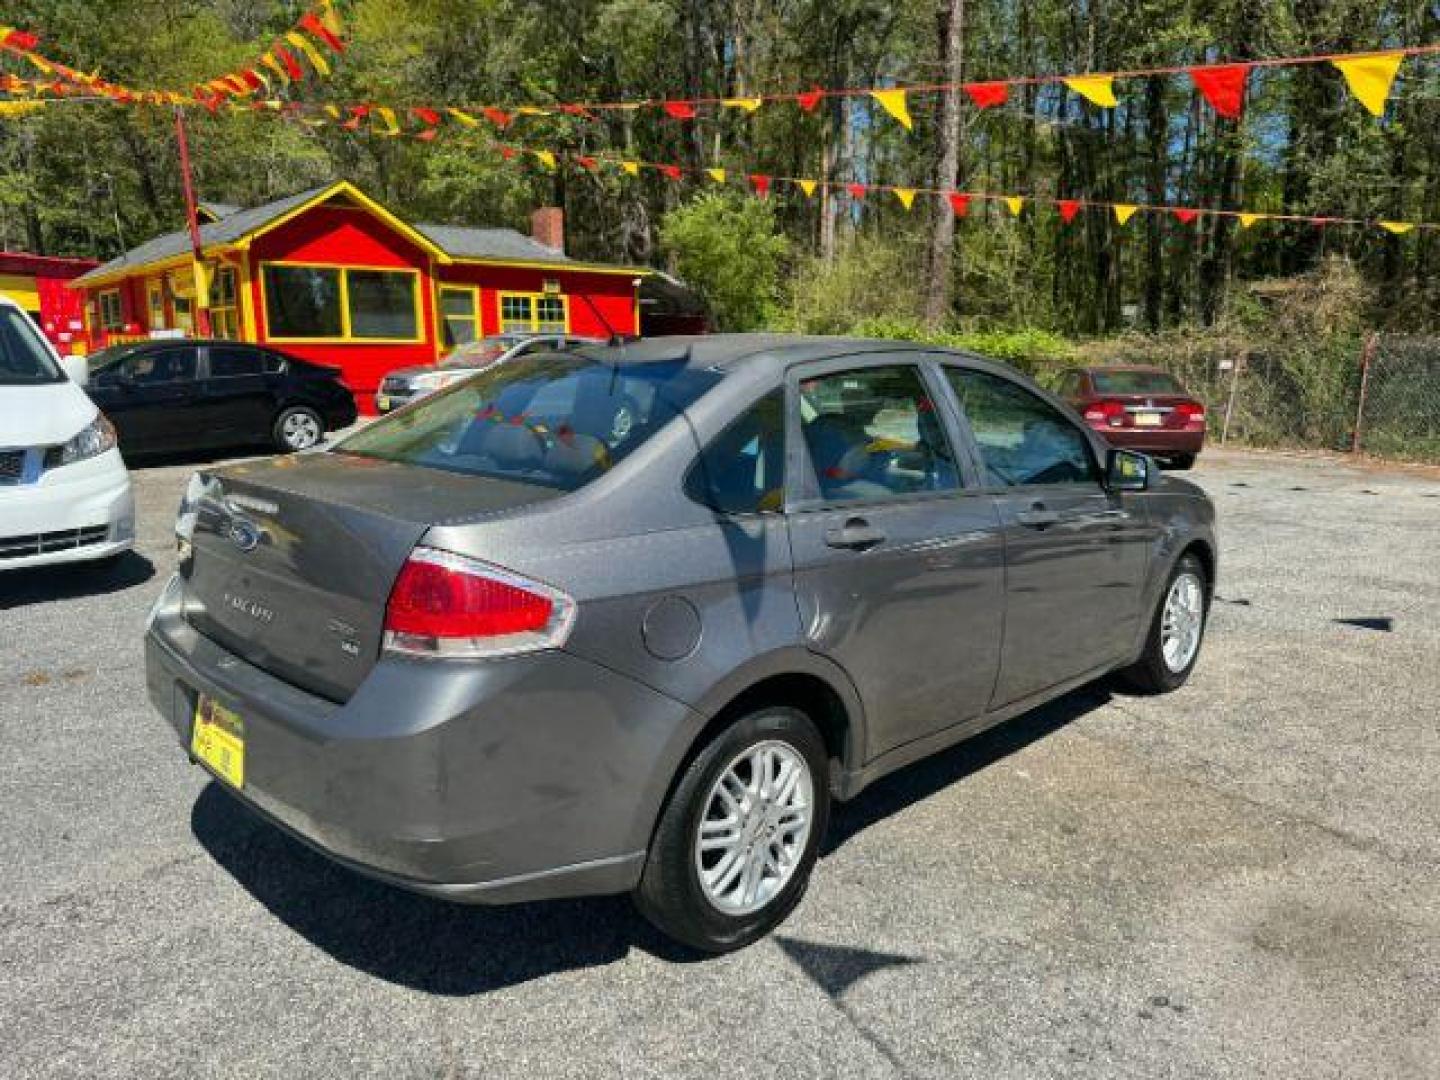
[1063,75,1118,108]
[1114,204,1140,225]
[1189,64,1249,119]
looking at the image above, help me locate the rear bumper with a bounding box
[144,574,703,903]
[1092,427,1206,458]
[0,448,134,570]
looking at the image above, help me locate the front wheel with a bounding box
[1120,552,1209,694]
[634,707,830,953]
[273,406,324,452]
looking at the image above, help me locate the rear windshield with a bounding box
[336,351,721,490]
[0,306,63,385]
[1091,370,1184,395]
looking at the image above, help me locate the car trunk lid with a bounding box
[182,452,560,702]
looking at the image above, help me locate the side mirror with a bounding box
[59,354,90,386]
[1107,448,1152,492]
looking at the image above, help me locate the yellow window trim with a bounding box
[258,260,426,345]
[450,257,649,277]
[497,290,570,333]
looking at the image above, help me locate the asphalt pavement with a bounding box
[2,446,1436,1079]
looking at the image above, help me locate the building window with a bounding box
[499,291,567,334]
[261,263,420,342]
[439,285,479,346]
[209,266,240,340]
[147,280,166,331]
[98,289,124,331]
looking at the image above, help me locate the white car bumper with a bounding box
[0,448,135,570]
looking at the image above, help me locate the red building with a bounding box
[69,181,645,410]
[0,250,99,355]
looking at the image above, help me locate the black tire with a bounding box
[1120,552,1209,694]
[634,707,830,954]
[1167,454,1197,471]
[272,405,324,453]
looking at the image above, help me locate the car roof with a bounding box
[570,333,993,374]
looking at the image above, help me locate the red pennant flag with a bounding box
[662,101,697,120]
[414,128,438,141]
[796,87,823,113]
[0,29,40,51]
[412,107,441,127]
[749,174,772,196]
[575,155,598,170]
[299,12,345,53]
[964,82,1009,109]
[239,69,262,92]
[661,164,682,180]
[273,43,304,81]
[483,107,512,129]
[1189,64,1248,120]
[1058,199,1082,223]
[947,193,971,217]
[499,146,516,160]
[558,103,593,118]
[1172,208,1199,224]
[846,183,867,200]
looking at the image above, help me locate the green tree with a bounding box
[659,190,789,331]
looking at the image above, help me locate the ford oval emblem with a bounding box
[228,518,262,553]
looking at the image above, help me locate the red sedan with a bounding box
[1057,365,1207,470]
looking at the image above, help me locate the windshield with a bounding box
[337,351,721,490]
[442,342,509,369]
[0,306,64,386]
[1091,370,1184,395]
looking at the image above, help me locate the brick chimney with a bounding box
[531,207,564,254]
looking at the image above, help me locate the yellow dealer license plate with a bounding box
[192,697,245,789]
[1134,411,1163,427]
[376,395,391,411]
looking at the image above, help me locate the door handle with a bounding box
[824,517,886,550]
[1016,504,1063,529]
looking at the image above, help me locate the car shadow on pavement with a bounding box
[190,680,1111,995]
[0,550,154,610]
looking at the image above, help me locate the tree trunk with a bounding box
[924,0,966,325]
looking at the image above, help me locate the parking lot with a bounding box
[2,447,1437,1079]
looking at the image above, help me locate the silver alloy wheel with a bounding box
[1161,571,1205,673]
[694,740,814,916]
[281,411,322,450]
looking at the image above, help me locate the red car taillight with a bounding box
[1083,399,1126,427]
[1176,401,1207,428]
[384,547,576,659]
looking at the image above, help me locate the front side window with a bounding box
[264,265,342,338]
[123,348,197,385]
[685,390,786,515]
[798,365,959,502]
[348,269,418,340]
[0,305,63,385]
[945,368,1098,486]
[337,352,721,490]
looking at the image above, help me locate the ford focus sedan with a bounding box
[146,335,1216,952]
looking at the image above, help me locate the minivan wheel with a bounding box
[1120,552,1209,694]
[635,707,830,954]
[273,406,323,452]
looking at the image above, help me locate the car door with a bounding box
[785,356,1006,762]
[940,364,1152,706]
[201,344,276,446]
[98,345,205,453]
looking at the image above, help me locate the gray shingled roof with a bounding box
[199,201,242,221]
[416,224,570,265]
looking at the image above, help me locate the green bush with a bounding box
[659,191,789,332]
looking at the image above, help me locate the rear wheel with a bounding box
[1120,552,1208,694]
[1167,454,1197,471]
[634,707,830,953]
[273,406,323,452]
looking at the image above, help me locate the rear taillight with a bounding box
[1176,402,1207,427]
[1083,399,1126,426]
[383,547,576,659]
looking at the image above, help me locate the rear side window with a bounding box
[686,390,786,515]
[208,347,263,377]
[337,352,721,490]
[945,368,1097,486]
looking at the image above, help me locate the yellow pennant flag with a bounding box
[448,108,480,127]
[707,168,727,183]
[323,104,341,120]
[534,150,557,170]
[893,188,917,210]
[26,53,52,75]
[1114,204,1139,225]
[376,107,400,135]
[870,88,913,131]
[260,51,289,84]
[722,97,763,112]
[286,31,331,77]
[1380,221,1415,235]
[620,161,640,177]
[1333,52,1403,117]
[797,179,818,198]
[516,106,550,116]
[1064,75,1118,108]
[1005,196,1025,217]
[1237,213,1261,229]
[0,101,45,118]
[319,0,344,39]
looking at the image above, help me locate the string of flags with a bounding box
[0,2,343,110]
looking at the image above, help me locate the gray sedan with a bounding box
[374,332,604,412]
[146,335,1215,953]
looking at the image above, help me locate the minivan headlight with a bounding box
[58,415,118,466]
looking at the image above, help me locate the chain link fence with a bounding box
[1354,337,1440,463]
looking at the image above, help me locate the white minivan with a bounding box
[0,295,134,569]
